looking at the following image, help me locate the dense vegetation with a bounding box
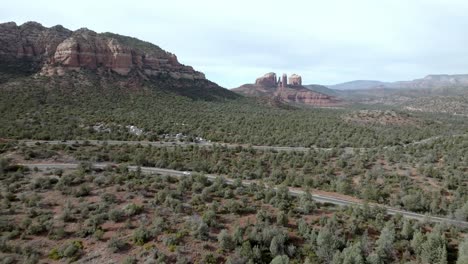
[0,160,466,263]
[1,72,467,263]
[0,74,466,148]
[11,133,467,219]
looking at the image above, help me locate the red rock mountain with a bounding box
[0,21,205,80]
[0,21,241,100]
[233,72,342,107]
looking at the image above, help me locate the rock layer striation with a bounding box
[234,72,342,106]
[0,21,205,80]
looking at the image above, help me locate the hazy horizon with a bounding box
[2,0,468,88]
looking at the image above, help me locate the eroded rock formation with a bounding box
[234,72,342,107]
[288,74,302,86]
[0,21,205,80]
[255,72,277,86]
[275,85,341,106]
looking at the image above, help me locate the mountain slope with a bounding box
[389,74,468,90]
[303,84,339,96]
[327,80,387,90]
[329,74,468,92]
[0,21,239,100]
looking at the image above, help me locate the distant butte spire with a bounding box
[282,74,287,88]
[289,74,302,86]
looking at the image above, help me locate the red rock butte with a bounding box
[0,21,205,80]
[255,72,302,87]
[234,72,342,107]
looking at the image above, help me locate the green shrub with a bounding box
[123,256,137,264]
[101,193,117,203]
[47,241,83,261]
[132,227,152,246]
[74,184,91,197]
[48,248,61,260]
[48,226,66,240]
[93,229,104,241]
[203,253,217,264]
[108,236,127,253]
[123,203,143,216]
[109,209,125,222]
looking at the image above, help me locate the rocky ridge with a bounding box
[329,74,468,91]
[0,21,205,80]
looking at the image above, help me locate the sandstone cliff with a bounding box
[233,73,342,107]
[288,74,302,86]
[275,85,341,106]
[255,72,278,86]
[0,21,205,80]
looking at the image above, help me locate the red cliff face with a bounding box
[0,22,205,80]
[255,72,277,86]
[0,22,71,69]
[275,85,341,106]
[288,74,302,86]
[233,72,342,107]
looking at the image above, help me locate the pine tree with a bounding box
[233,225,244,245]
[456,236,468,264]
[375,222,395,261]
[276,211,288,226]
[270,235,285,257]
[411,230,425,256]
[299,190,316,214]
[218,229,234,251]
[401,219,414,240]
[420,231,446,264]
[341,242,365,264]
[316,227,341,262]
[270,255,289,264]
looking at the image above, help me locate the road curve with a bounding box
[19,163,468,228]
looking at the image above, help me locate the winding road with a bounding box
[20,162,468,228]
[18,133,467,154]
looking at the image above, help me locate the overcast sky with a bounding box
[2,0,468,87]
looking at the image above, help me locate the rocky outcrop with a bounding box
[281,74,287,88]
[288,74,302,86]
[234,72,343,107]
[275,85,342,106]
[0,21,205,80]
[255,72,277,86]
[0,22,71,72]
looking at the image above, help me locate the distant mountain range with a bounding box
[327,74,468,92]
[327,80,387,90]
[323,75,468,115]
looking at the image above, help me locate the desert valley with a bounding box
[0,7,467,264]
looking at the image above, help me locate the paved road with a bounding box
[20,139,331,153]
[18,133,467,154]
[20,163,468,228]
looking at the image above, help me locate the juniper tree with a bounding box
[457,236,468,264]
[218,229,234,251]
